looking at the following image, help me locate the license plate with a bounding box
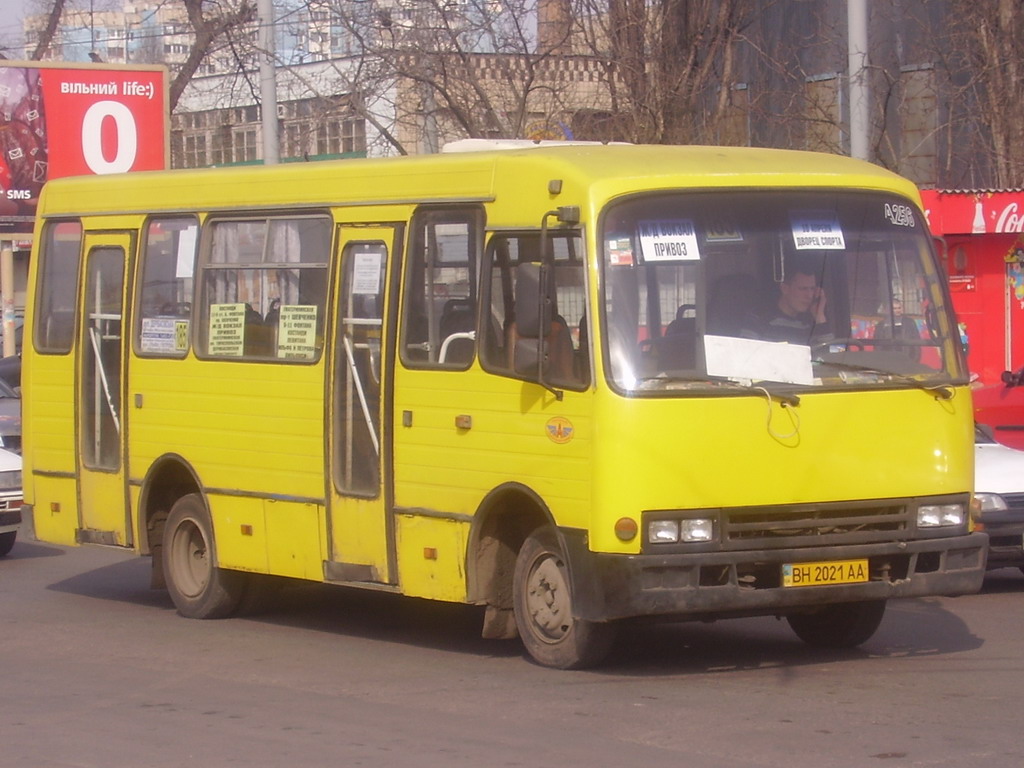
[782,559,869,587]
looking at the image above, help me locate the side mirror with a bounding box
[1002,368,1024,387]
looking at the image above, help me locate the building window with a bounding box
[183,134,207,168]
[342,119,366,154]
[316,117,366,156]
[211,126,230,165]
[285,123,307,159]
[316,120,340,155]
[233,128,258,163]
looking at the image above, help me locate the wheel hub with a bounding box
[526,555,572,642]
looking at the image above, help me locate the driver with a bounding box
[758,264,832,345]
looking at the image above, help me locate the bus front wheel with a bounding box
[163,493,245,619]
[513,527,616,669]
[786,599,887,648]
[0,530,15,557]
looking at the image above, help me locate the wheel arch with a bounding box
[466,482,556,610]
[136,454,204,589]
[137,453,204,555]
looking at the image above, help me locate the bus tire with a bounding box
[513,526,616,669]
[162,493,245,619]
[0,530,15,557]
[786,599,886,648]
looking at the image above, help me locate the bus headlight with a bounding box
[973,493,1007,514]
[917,503,966,528]
[648,517,715,544]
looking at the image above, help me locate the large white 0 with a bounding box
[82,100,138,174]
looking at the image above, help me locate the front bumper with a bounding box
[0,506,21,535]
[563,530,988,622]
[979,522,1024,569]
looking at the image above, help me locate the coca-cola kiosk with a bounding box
[920,189,1024,386]
[921,189,1024,448]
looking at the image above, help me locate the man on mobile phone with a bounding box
[759,265,831,345]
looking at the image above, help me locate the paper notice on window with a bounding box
[276,304,318,360]
[638,219,700,261]
[141,317,189,354]
[175,225,197,278]
[209,303,245,357]
[790,212,846,250]
[704,334,814,386]
[352,251,383,295]
[607,235,634,266]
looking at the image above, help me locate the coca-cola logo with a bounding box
[996,203,1024,233]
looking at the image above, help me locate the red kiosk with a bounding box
[921,189,1024,448]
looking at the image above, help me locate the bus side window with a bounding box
[399,207,483,369]
[480,233,590,389]
[199,216,331,361]
[33,220,83,354]
[136,216,198,357]
[334,241,387,496]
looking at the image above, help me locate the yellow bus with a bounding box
[24,143,986,668]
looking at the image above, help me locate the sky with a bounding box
[1,0,33,56]
[2,0,122,57]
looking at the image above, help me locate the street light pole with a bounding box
[848,0,870,161]
[257,0,279,165]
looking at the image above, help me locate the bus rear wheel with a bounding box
[513,527,616,669]
[162,493,245,619]
[786,600,887,648]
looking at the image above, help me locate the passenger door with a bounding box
[326,225,401,584]
[76,232,133,546]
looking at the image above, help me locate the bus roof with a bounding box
[37,144,921,222]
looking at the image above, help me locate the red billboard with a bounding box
[920,189,1024,236]
[0,61,168,233]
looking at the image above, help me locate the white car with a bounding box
[0,446,22,557]
[974,424,1024,573]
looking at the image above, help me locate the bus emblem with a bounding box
[546,417,574,444]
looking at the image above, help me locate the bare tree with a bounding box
[28,0,70,59]
[944,0,1024,188]
[317,0,606,154]
[571,0,758,144]
[162,0,1021,182]
[171,0,257,111]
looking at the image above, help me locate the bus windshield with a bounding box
[600,190,964,395]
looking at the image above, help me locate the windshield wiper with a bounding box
[633,375,801,405]
[813,359,955,400]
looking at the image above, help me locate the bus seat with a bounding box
[508,263,574,382]
[439,297,475,364]
[665,304,695,338]
[263,298,282,328]
[656,304,696,369]
[244,303,272,355]
[440,297,474,336]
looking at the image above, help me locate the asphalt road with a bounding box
[3,521,1023,768]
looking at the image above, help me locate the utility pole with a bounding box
[1,242,15,359]
[257,0,279,164]
[848,0,870,161]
